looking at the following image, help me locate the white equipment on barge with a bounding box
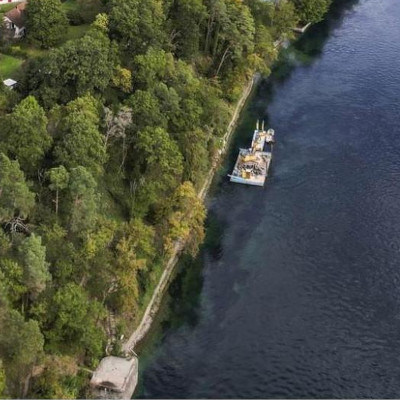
[229,121,275,187]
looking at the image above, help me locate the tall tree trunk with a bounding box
[211,21,221,59]
[204,10,215,53]
[215,44,231,77]
[55,189,59,215]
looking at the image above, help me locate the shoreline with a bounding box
[122,73,261,354]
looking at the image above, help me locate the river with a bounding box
[137,1,400,397]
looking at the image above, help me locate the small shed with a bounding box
[3,79,17,89]
[90,356,139,399]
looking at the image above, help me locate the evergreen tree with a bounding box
[0,96,51,174]
[18,234,50,299]
[54,96,106,175]
[109,0,166,55]
[46,166,70,215]
[67,167,99,234]
[0,310,44,397]
[0,153,35,223]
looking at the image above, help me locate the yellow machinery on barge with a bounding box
[228,121,275,187]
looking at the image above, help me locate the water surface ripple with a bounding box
[140,1,400,397]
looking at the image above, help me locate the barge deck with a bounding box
[229,121,275,186]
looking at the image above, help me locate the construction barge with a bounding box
[229,121,275,186]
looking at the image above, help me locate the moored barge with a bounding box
[228,121,275,187]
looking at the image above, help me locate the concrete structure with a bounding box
[90,356,139,399]
[293,22,312,34]
[3,2,27,38]
[3,78,17,89]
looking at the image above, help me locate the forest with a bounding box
[0,0,331,397]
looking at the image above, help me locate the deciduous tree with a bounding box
[26,0,68,48]
[292,0,330,24]
[131,127,183,217]
[163,181,205,256]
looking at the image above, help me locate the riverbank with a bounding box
[122,73,261,354]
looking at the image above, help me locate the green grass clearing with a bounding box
[0,53,23,78]
[62,0,79,12]
[63,24,90,42]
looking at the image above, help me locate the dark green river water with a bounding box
[137,1,400,397]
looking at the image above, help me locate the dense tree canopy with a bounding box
[25,30,117,106]
[26,0,68,48]
[293,0,331,23]
[109,0,166,55]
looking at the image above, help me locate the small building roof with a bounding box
[90,356,138,393]
[3,79,17,87]
[4,2,27,28]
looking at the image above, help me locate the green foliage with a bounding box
[0,359,6,398]
[45,283,105,359]
[67,166,99,234]
[132,48,175,89]
[273,1,299,38]
[168,0,207,60]
[109,0,166,55]
[126,89,166,131]
[54,95,106,175]
[0,309,44,396]
[25,30,117,106]
[76,0,104,23]
[0,96,51,174]
[112,66,132,93]
[292,0,332,24]
[30,355,79,399]
[130,127,183,217]
[26,0,69,48]
[0,259,26,304]
[163,181,206,257]
[46,166,70,215]
[92,13,109,34]
[113,219,155,313]
[0,153,35,222]
[18,234,50,299]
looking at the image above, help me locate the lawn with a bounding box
[63,24,90,42]
[61,0,79,12]
[0,53,23,78]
